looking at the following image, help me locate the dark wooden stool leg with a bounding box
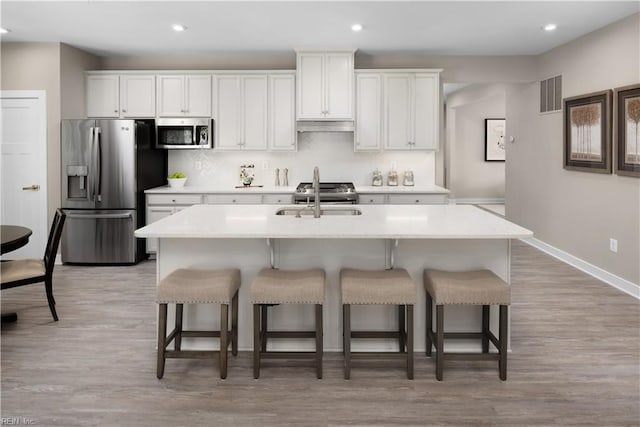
[407,304,414,380]
[157,304,168,379]
[231,291,239,356]
[436,304,444,381]
[426,293,433,357]
[315,304,323,379]
[343,304,351,380]
[482,305,490,354]
[499,305,508,381]
[260,305,268,352]
[44,277,58,321]
[398,304,406,352]
[175,303,184,351]
[220,303,229,379]
[253,304,261,379]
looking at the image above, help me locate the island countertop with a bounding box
[135,204,532,240]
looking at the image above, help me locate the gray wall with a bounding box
[507,13,640,285]
[1,42,100,224]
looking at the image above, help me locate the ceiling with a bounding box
[1,1,638,57]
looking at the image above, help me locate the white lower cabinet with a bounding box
[262,194,293,204]
[359,194,386,204]
[387,194,447,204]
[206,194,263,204]
[145,194,204,253]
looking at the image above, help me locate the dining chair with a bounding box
[1,209,66,321]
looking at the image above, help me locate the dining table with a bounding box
[1,225,33,323]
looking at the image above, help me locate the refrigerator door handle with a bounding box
[94,127,102,202]
[65,212,133,220]
[88,126,95,202]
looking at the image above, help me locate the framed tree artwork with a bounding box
[614,84,640,177]
[485,118,506,161]
[563,90,612,173]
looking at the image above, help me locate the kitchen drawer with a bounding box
[387,194,447,204]
[358,194,386,204]
[147,194,203,205]
[205,194,263,204]
[262,194,293,204]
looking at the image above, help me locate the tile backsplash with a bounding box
[168,132,436,187]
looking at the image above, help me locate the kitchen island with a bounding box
[135,204,532,352]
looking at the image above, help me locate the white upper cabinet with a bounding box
[213,74,268,150]
[86,73,155,118]
[355,73,382,151]
[269,73,296,151]
[383,70,440,150]
[296,51,354,120]
[157,74,211,117]
[120,75,156,118]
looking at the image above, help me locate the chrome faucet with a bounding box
[312,166,320,218]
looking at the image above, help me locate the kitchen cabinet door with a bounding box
[269,73,296,151]
[241,75,268,150]
[120,74,155,118]
[383,73,412,150]
[296,51,354,120]
[214,75,242,149]
[185,74,211,117]
[355,73,382,151]
[157,75,185,116]
[86,75,120,118]
[412,73,439,150]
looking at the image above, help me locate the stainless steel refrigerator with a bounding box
[61,119,166,264]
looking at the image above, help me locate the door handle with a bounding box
[22,185,40,191]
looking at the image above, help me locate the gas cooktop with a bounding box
[294,182,358,204]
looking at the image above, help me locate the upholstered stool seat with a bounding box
[156,268,241,379]
[250,268,326,379]
[341,268,416,379]
[424,269,511,381]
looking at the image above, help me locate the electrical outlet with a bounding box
[195,161,202,170]
[609,238,618,253]
[390,161,397,171]
[262,161,269,170]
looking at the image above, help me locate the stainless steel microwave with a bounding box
[156,118,212,149]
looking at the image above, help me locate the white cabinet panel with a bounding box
[147,194,203,205]
[262,194,293,204]
[269,74,296,151]
[384,74,412,150]
[157,75,185,116]
[387,194,447,204]
[120,75,155,118]
[242,75,268,150]
[206,194,262,204]
[86,75,119,118]
[157,74,211,117]
[296,51,354,120]
[413,73,438,150]
[355,73,382,151]
[358,194,386,204]
[214,75,242,149]
[185,75,212,116]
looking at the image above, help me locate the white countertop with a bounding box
[146,185,297,194]
[135,204,532,239]
[145,184,449,195]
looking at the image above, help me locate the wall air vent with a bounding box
[540,75,562,113]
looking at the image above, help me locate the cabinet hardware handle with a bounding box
[232,199,237,203]
[122,109,127,113]
[114,110,118,113]
[415,200,420,203]
[22,184,40,191]
[171,199,176,202]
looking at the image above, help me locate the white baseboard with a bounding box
[522,237,640,299]
[449,198,505,205]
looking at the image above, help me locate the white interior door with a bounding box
[0,91,48,259]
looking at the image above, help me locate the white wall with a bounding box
[168,132,435,187]
[507,14,640,285]
[446,84,508,200]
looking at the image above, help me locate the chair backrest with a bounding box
[43,209,66,276]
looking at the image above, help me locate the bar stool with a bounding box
[250,268,325,379]
[423,269,510,381]
[341,268,416,379]
[156,268,240,379]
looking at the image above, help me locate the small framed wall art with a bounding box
[614,84,640,177]
[563,90,612,173]
[484,118,506,161]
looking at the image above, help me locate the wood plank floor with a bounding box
[1,241,638,426]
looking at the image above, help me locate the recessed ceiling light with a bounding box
[172,24,187,32]
[351,23,363,32]
[543,23,557,32]
[0,28,11,34]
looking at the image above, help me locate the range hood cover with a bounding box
[296,120,354,132]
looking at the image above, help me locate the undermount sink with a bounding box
[276,207,362,217]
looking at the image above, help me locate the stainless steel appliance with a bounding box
[156,118,212,149]
[61,119,167,264]
[294,182,358,204]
